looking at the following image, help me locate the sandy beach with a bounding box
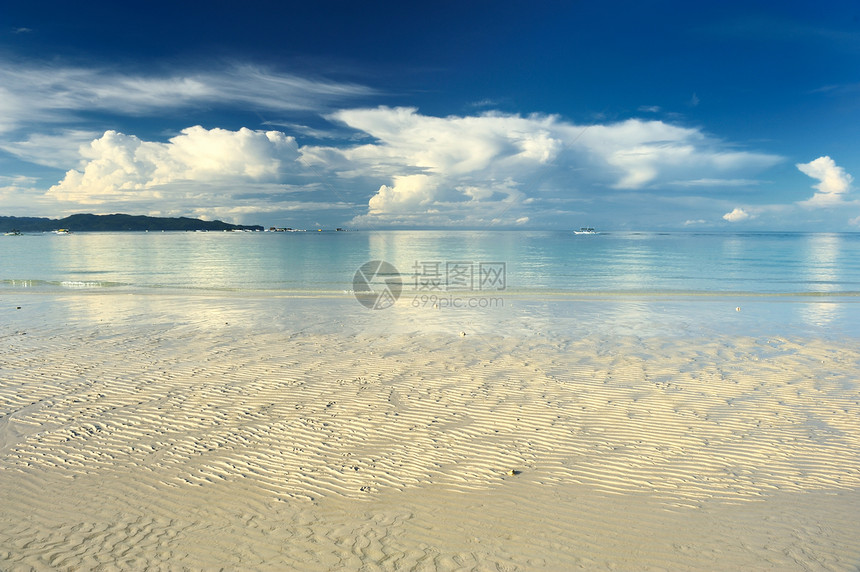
[2,292,860,570]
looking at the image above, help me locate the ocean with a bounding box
[2,230,860,338]
[3,230,860,293]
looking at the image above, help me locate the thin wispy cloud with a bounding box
[0,62,377,134]
[0,129,103,169]
[668,178,762,188]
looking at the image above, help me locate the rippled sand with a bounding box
[2,293,859,570]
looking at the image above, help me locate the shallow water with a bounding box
[3,230,860,343]
[3,230,860,294]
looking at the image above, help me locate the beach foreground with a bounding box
[2,293,860,570]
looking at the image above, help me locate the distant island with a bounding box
[0,213,263,233]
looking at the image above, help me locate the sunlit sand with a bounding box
[2,293,859,569]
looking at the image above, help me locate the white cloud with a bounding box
[796,156,853,206]
[574,119,780,189]
[47,126,298,204]
[0,129,102,169]
[0,174,38,186]
[358,174,523,226]
[367,174,437,213]
[9,104,784,227]
[722,207,754,222]
[0,176,61,216]
[319,107,565,225]
[668,178,761,187]
[316,107,781,226]
[0,62,376,134]
[711,159,857,228]
[327,107,564,176]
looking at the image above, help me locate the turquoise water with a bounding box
[2,230,860,339]
[2,230,860,295]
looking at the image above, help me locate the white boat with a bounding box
[574,227,598,235]
[53,229,71,234]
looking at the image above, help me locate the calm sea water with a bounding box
[3,230,860,340]
[2,230,860,295]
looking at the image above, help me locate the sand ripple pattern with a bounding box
[2,321,860,569]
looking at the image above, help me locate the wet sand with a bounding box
[1,292,859,570]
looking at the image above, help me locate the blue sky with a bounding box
[1,0,859,230]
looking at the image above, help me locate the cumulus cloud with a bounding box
[314,108,565,225]
[367,174,438,213]
[796,156,853,206]
[722,207,754,222]
[13,104,784,227]
[47,126,298,204]
[315,107,781,226]
[574,119,779,189]
[327,107,563,176]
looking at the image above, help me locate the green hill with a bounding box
[0,213,263,232]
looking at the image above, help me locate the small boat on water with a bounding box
[53,229,71,234]
[4,229,22,236]
[574,227,598,235]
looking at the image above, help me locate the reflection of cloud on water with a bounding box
[797,301,841,328]
[606,243,658,292]
[803,234,841,294]
[53,293,244,329]
[798,234,843,327]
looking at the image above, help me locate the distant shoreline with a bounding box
[0,213,263,233]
